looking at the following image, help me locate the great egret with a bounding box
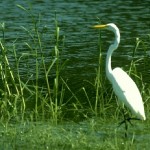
[93,23,146,135]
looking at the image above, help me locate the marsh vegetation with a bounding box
[0,4,150,149]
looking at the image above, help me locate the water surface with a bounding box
[0,1,149,86]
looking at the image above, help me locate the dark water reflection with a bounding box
[0,0,149,90]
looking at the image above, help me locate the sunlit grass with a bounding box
[0,118,150,149]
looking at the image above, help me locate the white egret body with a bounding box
[93,23,146,121]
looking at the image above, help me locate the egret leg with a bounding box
[118,108,132,137]
[122,109,128,137]
[124,111,128,138]
[118,109,140,137]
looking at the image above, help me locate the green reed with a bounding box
[92,26,115,118]
[17,6,67,124]
[0,6,67,124]
[127,38,149,119]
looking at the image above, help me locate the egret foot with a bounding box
[118,117,140,138]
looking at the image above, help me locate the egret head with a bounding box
[93,23,119,32]
[93,23,120,44]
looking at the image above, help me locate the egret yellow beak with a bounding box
[93,24,107,29]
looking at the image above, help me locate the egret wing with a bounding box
[112,67,145,120]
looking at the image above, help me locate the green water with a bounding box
[0,0,149,85]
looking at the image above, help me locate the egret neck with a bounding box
[106,27,120,82]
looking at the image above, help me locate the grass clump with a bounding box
[0,6,68,124]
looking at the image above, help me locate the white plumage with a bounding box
[112,67,145,120]
[93,23,146,121]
